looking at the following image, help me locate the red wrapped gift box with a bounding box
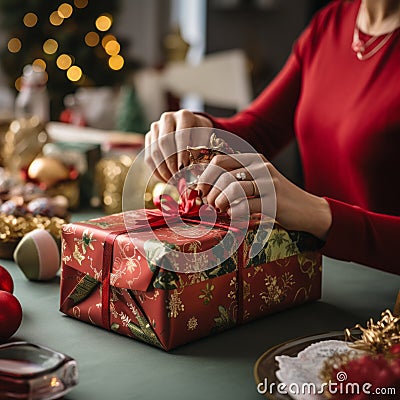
[60,209,322,350]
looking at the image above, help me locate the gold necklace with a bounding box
[352,26,394,60]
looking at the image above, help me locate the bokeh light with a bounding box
[15,77,22,91]
[43,39,58,54]
[108,55,124,70]
[32,59,46,71]
[23,13,38,28]
[67,65,83,82]
[58,3,73,19]
[105,40,120,56]
[8,38,22,53]
[95,15,112,32]
[50,11,63,26]
[56,54,72,70]
[74,0,88,9]
[85,31,99,47]
[101,34,116,48]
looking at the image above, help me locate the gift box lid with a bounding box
[61,210,242,292]
[61,211,322,293]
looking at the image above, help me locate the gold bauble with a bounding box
[28,157,70,188]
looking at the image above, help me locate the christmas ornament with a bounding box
[1,117,48,177]
[0,290,22,340]
[0,198,26,216]
[27,156,70,188]
[321,310,400,399]
[13,229,60,281]
[26,195,68,218]
[0,265,13,293]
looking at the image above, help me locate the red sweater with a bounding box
[209,0,400,275]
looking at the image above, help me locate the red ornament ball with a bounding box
[0,265,14,293]
[0,291,23,340]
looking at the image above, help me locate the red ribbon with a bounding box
[101,182,245,330]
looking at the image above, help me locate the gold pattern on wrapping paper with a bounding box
[275,258,291,268]
[73,244,85,265]
[74,228,96,254]
[87,305,97,325]
[68,274,98,305]
[248,265,264,278]
[61,238,72,264]
[166,289,185,318]
[297,252,318,279]
[199,282,214,305]
[187,271,209,285]
[243,281,253,302]
[111,239,142,288]
[293,285,313,303]
[72,306,81,318]
[187,316,198,331]
[228,277,237,300]
[260,272,295,309]
[243,310,251,320]
[125,301,163,348]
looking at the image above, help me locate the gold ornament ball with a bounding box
[28,157,70,188]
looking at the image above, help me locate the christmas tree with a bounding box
[0,0,129,119]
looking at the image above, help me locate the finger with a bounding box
[175,110,199,168]
[145,124,164,182]
[196,160,224,199]
[159,113,178,176]
[197,155,243,198]
[175,129,191,170]
[189,126,213,148]
[228,197,262,220]
[205,171,237,209]
[149,122,172,182]
[214,180,255,212]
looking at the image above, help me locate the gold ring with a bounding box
[250,180,257,197]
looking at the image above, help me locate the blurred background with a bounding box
[0,0,330,253]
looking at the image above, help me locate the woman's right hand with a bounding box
[145,109,213,182]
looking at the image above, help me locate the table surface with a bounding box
[2,210,400,400]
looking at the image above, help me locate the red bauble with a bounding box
[0,291,22,340]
[332,352,400,400]
[0,265,14,293]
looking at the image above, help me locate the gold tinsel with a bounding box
[320,310,400,391]
[345,309,400,356]
[0,213,67,242]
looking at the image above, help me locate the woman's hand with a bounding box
[197,153,332,240]
[145,109,213,182]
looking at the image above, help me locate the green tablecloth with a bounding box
[2,211,400,400]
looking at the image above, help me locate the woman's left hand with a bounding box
[197,153,332,240]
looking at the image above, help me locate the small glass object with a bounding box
[0,341,78,400]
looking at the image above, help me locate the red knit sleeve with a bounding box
[322,198,400,275]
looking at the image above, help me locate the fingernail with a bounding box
[202,197,208,204]
[179,163,184,170]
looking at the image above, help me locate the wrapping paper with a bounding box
[60,210,322,350]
